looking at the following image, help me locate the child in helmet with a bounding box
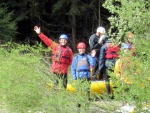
[71,42,94,100]
[34,26,73,89]
[71,42,94,80]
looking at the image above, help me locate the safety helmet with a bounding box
[59,34,68,40]
[105,39,112,43]
[77,42,86,49]
[96,27,106,34]
[123,43,131,49]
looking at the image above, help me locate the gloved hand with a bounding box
[90,66,93,80]
[34,26,41,34]
[90,67,92,72]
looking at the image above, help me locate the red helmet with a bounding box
[77,42,86,49]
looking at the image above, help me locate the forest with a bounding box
[0,0,110,52]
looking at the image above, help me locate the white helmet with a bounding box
[96,27,106,34]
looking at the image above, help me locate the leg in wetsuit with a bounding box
[54,73,68,89]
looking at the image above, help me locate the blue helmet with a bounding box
[105,39,112,43]
[123,43,131,49]
[59,34,68,40]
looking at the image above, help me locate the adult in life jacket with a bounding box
[34,26,73,89]
[99,39,120,94]
[71,42,94,81]
[114,43,133,84]
[89,26,107,80]
[126,32,136,56]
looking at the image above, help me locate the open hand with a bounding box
[34,26,41,34]
[91,50,96,57]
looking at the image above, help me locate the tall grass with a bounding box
[1,42,149,113]
[0,43,95,113]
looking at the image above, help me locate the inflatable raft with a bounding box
[66,81,113,94]
[47,81,113,94]
[47,77,150,94]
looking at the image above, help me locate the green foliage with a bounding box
[103,0,150,112]
[52,0,93,16]
[0,43,96,113]
[2,42,149,112]
[0,43,50,112]
[0,5,17,43]
[103,0,150,41]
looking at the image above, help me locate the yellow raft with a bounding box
[47,77,150,94]
[66,81,113,94]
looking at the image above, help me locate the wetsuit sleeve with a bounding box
[89,35,96,50]
[99,45,106,70]
[93,43,100,50]
[68,48,73,65]
[71,57,77,80]
[114,59,121,77]
[87,55,94,67]
[38,33,56,49]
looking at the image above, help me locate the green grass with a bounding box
[0,43,150,113]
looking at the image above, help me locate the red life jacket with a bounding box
[105,45,120,59]
[53,44,70,64]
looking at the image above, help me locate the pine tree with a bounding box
[0,5,17,43]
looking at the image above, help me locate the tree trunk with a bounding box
[71,15,76,52]
[70,1,77,52]
[99,0,101,26]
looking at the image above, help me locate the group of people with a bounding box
[34,26,134,94]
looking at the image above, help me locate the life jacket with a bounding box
[76,54,90,72]
[120,58,133,84]
[53,44,70,64]
[130,44,136,56]
[105,45,119,59]
[120,58,130,73]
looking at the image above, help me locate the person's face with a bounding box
[127,33,134,43]
[78,48,85,54]
[96,32,102,37]
[127,37,134,44]
[59,38,67,45]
